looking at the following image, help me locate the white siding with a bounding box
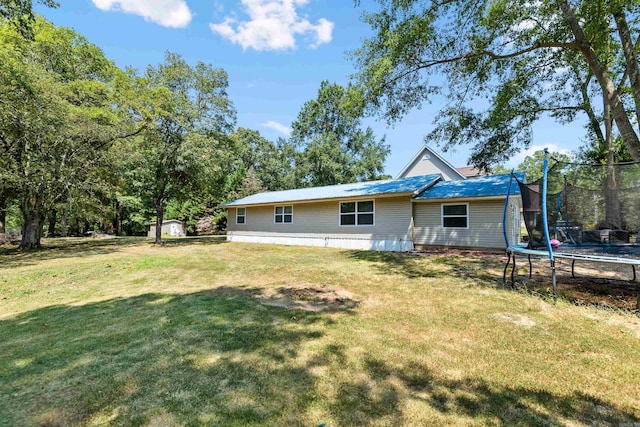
[148,221,185,237]
[227,197,414,251]
[413,197,521,249]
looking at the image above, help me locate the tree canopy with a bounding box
[290,80,389,187]
[353,0,640,169]
[0,12,398,249]
[123,52,236,245]
[0,0,57,37]
[0,17,144,249]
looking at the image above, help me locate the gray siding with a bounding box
[413,197,520,249]
[399,155,462,181]
[227,196,413,240]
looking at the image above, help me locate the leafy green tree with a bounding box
[516,151,573,194]
[0,0,57,37]
[0,18,145,249]
[227,128,296,191]
[165,129,295,235]
[291,81,389,187]
[353,0,640,169]
[125,52,236,245]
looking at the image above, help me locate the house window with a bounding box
[274,205,293,224]
[340,200,374,226]
[442,203,468,228]
[236,207,246,225]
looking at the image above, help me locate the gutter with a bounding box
[412,195,517,203]
[222,191,420,209]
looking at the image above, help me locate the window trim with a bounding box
[274,205,294,224]
[236,207,246,225]
[339,200,375,227]
[441,202,469,229]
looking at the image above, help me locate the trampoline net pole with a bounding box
[541,149,555,262]
[502,172,514,249]
[551,260,557,302]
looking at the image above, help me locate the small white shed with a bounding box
[148,219,186,237]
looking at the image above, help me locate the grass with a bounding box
[1,237,640,426]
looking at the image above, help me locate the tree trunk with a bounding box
[154,197,164,245]
[48,209,57,237]
[19,194,45,250]
[113,199,122,236]
[559,0,640,161]
[603,101,622,229]
[0,196,6,234]
[612,10,640,133]
[60,209,67,237]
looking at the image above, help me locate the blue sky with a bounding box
[35,0,586,176]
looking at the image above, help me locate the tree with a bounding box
[1,0,58,37]
[291,81,389,187]
[516,150,573,193]
[227,128,296,191]
[0,18,145,249]
[352,0,640,170]
[125,52,236,245]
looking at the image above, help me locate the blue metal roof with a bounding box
[416,173,525,199]
[223,174,443,206]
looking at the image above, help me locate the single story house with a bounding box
[148,219,186,237]
[224,145,524,251]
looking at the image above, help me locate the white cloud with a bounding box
[261,120,291,135]
[209,0,334,51]
[92,0,192,28]
[505,144,573,168]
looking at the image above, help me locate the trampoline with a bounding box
[502,149,640,308]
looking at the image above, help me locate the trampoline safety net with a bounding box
[516,160,640,250]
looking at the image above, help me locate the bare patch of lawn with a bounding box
[1,238,639,426]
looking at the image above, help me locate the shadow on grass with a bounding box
[1,288,637,425]
[0,288,328,426]
[0,236,227,270]
[346,248,640,312]
[346,249,504,283]
[333,357,638,426]
[345,251,448,279]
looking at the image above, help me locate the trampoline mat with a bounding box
[553,244,640,260]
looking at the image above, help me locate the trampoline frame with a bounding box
[502,149,640,309]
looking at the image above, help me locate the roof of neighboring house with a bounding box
[415,173,525,200]
[223,174,443,207]
[456,166,485,178]
[396,145,467,180]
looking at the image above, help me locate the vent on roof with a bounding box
[422,154,431,160]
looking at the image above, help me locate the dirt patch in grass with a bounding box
[258,284,359,312]
[522,275,640,310]
[494,312,537,328]
[508,255,640,311]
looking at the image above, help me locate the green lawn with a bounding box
[1,237,639,426]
